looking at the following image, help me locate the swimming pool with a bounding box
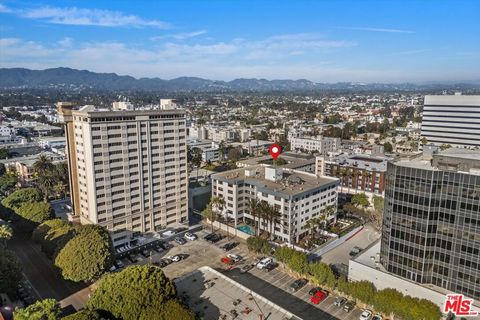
[237,225,255,235]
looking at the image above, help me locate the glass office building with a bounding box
[380,148,480,301]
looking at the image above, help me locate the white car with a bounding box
[359,310,373,320]
[168,255,182,262]
[227,254,242,263]
[184,232,197,241]
[256,257,273,269]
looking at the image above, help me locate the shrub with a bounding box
[246,236,272,254]
[0,249,22,299]
[14,298,61,320]
[1,188,42,210]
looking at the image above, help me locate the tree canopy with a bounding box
[32,219,76,258]
[351,193,370,208]
[14,299,61,320]
[87,265,194,320]
[55,225,114,282]
[62,309,105,320]
[1,187,42,210]
[0,249,23,299]
[15,201,54,233]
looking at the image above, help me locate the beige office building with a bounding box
[58,103,188,247]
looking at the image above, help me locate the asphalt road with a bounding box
[9,228,86,302]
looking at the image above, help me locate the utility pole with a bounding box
[248,293,265,319]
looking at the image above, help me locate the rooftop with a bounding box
[326,153,390,171]
[174,266,298,320]
[212,165,338,197]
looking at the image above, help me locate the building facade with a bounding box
[211,165,339,243]
[380,149,480,301]
[58,103,188,247]
[290,136,341,154]
[421,94,480,148]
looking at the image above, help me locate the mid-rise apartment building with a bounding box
[290,136,341,154]
[380,147,480,301]
[211,165,339,243]
[58,102,188,247]
[421,94,480,148]
[316,154,388,195]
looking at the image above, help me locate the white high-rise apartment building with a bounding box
[211,166,339,243]
[421,94,480,148]
[58,102,188,247]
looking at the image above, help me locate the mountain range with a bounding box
[0,67,479,92]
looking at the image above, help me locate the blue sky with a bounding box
[0,0,479,82]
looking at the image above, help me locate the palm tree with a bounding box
[247,198,261,236]
[0,224,13,248]
[201,203,217,233]
[211,196,227,236]
[340,168,348,193]
[258,201,270,237]
[33,154,54,174]
[37,172,56,202]
[268,205,282,240]
[218,141,227,163]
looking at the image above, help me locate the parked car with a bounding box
[115,260,125,268]
[239,264,254,273]
[184,232,197,241]
[343,300,356,312]
[263,262,277,272]
[310,290,328,304]
[256,257,273,269]
[360,310,373,320]
[208,234,222,243]
[175,237,187,245]
[141,249,151,258]
[334,297,347,307]
[161,258,172,265]
[160,242,172,250]
[372,315,383,320]
[227,253,242,263]
[203,233,215,241]
[169,255,182,262]
[349,246,363,256]
[309,287,322,296]
[289,279,307,292]
[222,242,239,251]
[127,254,138,263]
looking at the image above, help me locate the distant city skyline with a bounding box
[0,0,479,83]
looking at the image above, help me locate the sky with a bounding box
[0,0,479,83]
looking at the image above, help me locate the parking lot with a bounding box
[116,227,253,279]
[227,264,364,320]
[114,227,367,319]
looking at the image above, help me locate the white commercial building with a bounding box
[211,165,339,243]
[290,136,341,154]
[421,94,480,148]
[58,102,188,247]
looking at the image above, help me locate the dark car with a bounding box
[160,242,172,250]
[222,242,239,251]
[263,261,277,272]
[343,300,356,312]
[309,287,322,296]
[127,254,138,263]
[174,237,187,245]
[203,233,215,241]
[208,234,222,243]
[141,249,151,258]
[289,279,307,292]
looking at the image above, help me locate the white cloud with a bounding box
[20,6,170,28]
[0,3,12,13]
[151,30,207,41]
[341,27,415,34]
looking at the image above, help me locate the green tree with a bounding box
[32,219,76,258]
[16,202,54,232]
[1,187,42,210]
[351,193,370,208]
[33,154,54,175]
[309,262,336,288]
[62,309,104,320]
[0,249,22,299]
[383,142,393,153]
[0,148,10,159]
[201,202,217,233]
[0,224,13,248]
[246,236,272,254]
[55,225,114,282]
[247,198,261,236]
[87,265,194,320]
[14,299,61,320]
[0,171,17,195]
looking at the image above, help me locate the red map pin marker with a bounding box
[269,144,281,160]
